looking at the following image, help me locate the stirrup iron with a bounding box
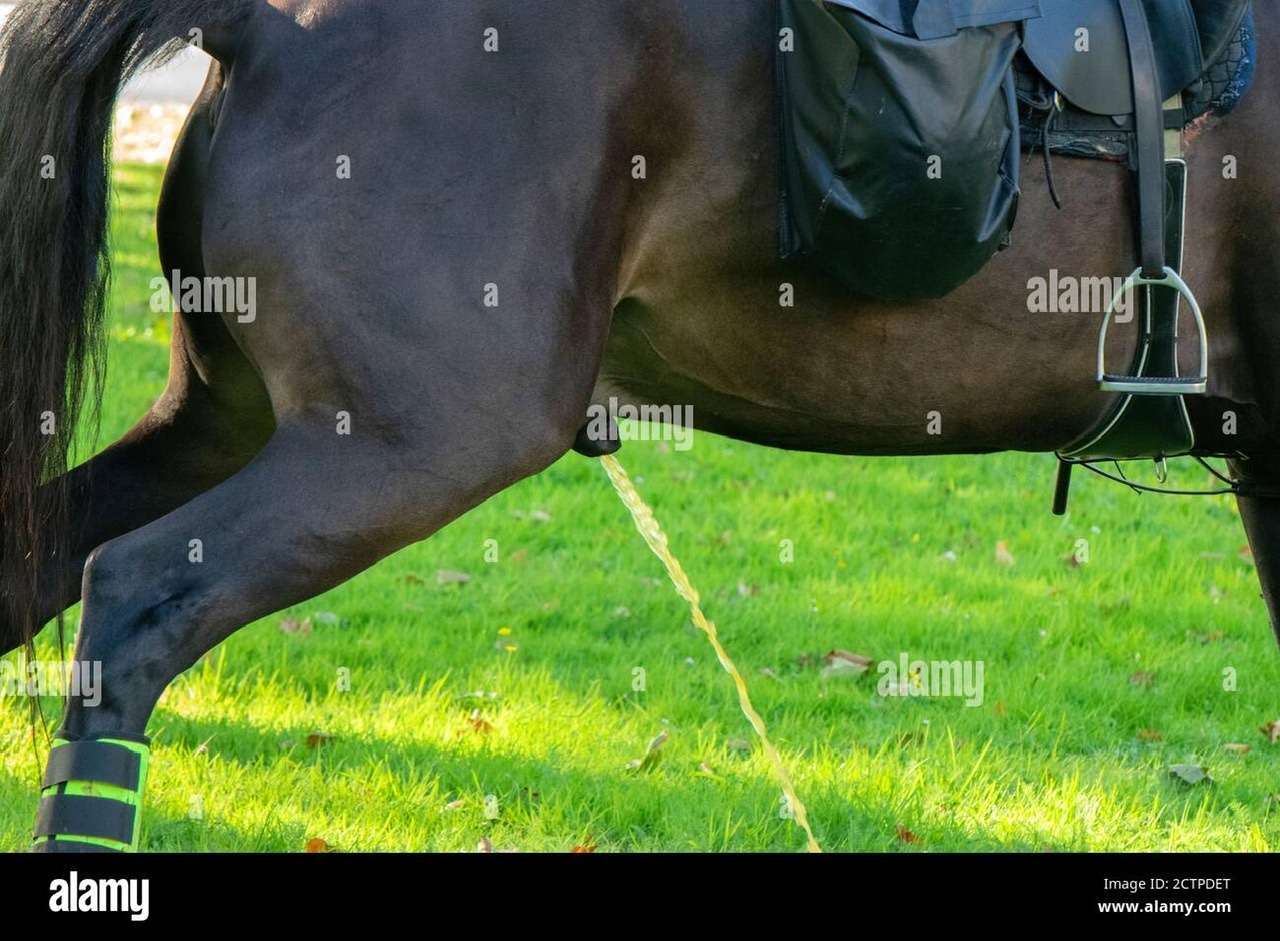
[1097,266,1208,396]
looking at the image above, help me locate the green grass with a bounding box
[2,163,1279,853]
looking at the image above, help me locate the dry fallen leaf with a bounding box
[467,709,494,735]
[436,569,472,585]
[279,617,312,636]
[509,549,529,563]
[1223,743,1251,755]
[304,837,331,853]
[626,730,669,772]
[1137,728,1163,743]
[571,841,597,854]
[477,836,493,853]
[1260,719,1280,744]
[821,649,874,681]
[895,825,921,845]
[306,732,336,748]
[995,540,1016,567]
[443,799,466,812]
[1168,764,1211,786]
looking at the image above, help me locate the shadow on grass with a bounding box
[101,707,1101,853]
[2,683,1264,853]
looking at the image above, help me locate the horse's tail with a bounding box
[0,0,252,657]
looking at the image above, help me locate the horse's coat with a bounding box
[0,0,1279,758]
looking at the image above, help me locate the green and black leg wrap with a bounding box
[31,734,150,853]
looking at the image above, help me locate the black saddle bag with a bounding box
[778,0,1042,300]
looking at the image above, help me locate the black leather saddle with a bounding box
[1195,0,1257,64]
[1022,0,1251,118]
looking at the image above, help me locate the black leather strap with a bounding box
[33,794,136,846]
[42,740,141,791]
[1118,0,1167,278]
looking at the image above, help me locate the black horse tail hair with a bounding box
[0,0,253,660]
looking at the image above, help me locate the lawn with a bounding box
[2,164,1278,852]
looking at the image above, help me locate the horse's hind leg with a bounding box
[36,17,620,841]
[35,249,602,847]
[67,420,489,730]
[41,236,606,850]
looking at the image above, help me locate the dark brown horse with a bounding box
[1,0,1279,828]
